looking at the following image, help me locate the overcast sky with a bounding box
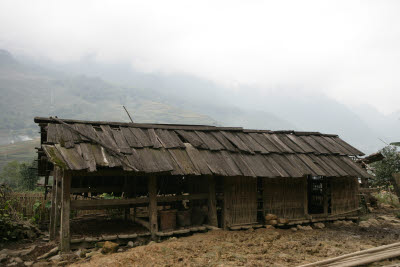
[0,0,399,115]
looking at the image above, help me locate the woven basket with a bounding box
[159,209,177,231]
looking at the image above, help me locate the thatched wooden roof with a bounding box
[34,117,369,178]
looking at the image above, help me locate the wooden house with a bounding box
[34,117,370,252]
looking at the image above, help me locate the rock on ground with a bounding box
[265,214,278,221]
[314,223,325,229]
[101,241,119,254]
[297,225,313,231]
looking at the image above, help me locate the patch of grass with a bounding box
[373,190,400,208]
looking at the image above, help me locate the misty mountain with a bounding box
[350,104,400,146]
[3,49,399,154]
[35,55,400,154]
[0,50,217,145]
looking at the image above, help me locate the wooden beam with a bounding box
[70,186,125,193]
[207,176,218,227]
[135,217,150,230]
[148,176,158,239]
[223,177,231,230]
[54,168,62,238]
[323,177,328,215]
[70,193,208,210]
[49,173,56,240]
[60,171,71,252]
[34,116,243,132]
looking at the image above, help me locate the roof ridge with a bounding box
[34,116,338,136]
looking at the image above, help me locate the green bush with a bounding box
[373,190,400,208]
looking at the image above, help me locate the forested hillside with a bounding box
[0,50,217,145]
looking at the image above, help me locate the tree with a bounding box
[19,161,39,191]
[0,161,21,188]
[0,160,39,191]
[371,146,400,193]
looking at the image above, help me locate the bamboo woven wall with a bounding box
[11,192,50,222]
[263,177,306,219]
[330,176,359,215]
[224,177,257,226]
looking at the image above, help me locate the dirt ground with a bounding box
[71,209,400,267]
[3,207,400,266]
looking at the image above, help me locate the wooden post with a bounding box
[207,176,218,227]
[304,176,308,217]
[124,175,130,221]
[54,168,62,238]
[323,177,328,216]
[223,177,231,230]
[49,172,56,240]
[60,171,71,252]
[148,176,158,239]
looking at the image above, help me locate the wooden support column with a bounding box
[124,176,130,221]
[148,176,158,239]
[223,177,231,230]
[54,168,62,239]
[304,176,308,217]
[49,172,56,240]
[323,177,328,216]
[207,176,218,227]
[60,171,71,252]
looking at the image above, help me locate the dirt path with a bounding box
[71,219,400,267]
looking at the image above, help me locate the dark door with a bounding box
[307,176,330,214]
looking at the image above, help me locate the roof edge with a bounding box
[34,116,340,138]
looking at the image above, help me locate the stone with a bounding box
[85,251,100,258]
[297,225,312,231]
[265,214,278,221]
[265,225,275,230]
[278,218,289,224]
[127,241,134,247]
[359,221,370,228]
[7,262,18,266]
[24,261,34,266]
[314,223,325,229]
[117,248,123,253]
[0,254,7,262]
[37,246,59,260]
[49,254,61,262]
[74,249,86,258]
[266,220,278,226]
[102,235,117,241]
[290,227,298,232]
[11,257,23,263]
[101,241,119,254]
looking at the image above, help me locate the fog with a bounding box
[1,0,399,115]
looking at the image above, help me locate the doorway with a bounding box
[307,176,331,214]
